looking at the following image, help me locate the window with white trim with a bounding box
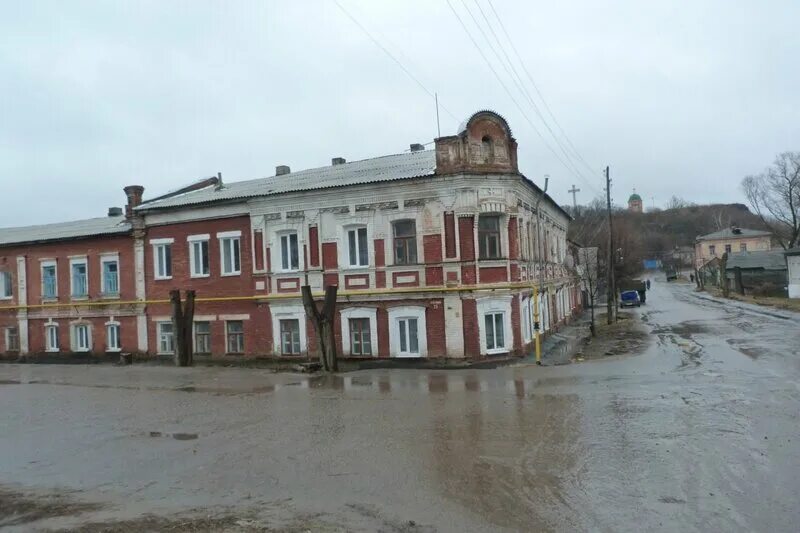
[349,318,372,356]
[194,321,211,354]
[41,262,57,299]
[347,226,369,267]
[397,317,419,356]
[70,259,88,298]
[226,320,244,354]
[484,312,505,352]
[279,319,301,355]
[393,220,417,265]
[45,324,59,352]
[106,323,120,351]
[73,323,90,352]
[0,271,12,299]
[388,306,427,358]
[479,215,502,259]
[153,242,172,279]
[280,232,299,271]
[158,322,174,354]
[220,234,241,275]
[4,327,19,352]
[101,257,119,295]
[189,236,210,277]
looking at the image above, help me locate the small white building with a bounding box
[786,248,800,298]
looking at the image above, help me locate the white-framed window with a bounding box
[393,220,417,265]
[340,307,378,357]
[270,305,307,356]
[72,323,91,352]
[106,322,121,352]
[478,215,502,259]
[522,297,532,343]
[41,260,57,299]
[100,255,119,295]
[45,323,59,352]
[218,231,242,276]
[347,226,369,267]
[477,296,513,356]
[70,258,88,298]
[0,271,12,299]
[226,320,244,354]
[4,327,19,352]
[188,235,210,278]
[194,321,211,354]
[157,322,174,354]
[151,239,173,280]
[279,319,301,355]
[388,306,427,358]
[279,232,299,271]
[484,312,506,352]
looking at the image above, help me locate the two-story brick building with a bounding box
[0,111,581,361]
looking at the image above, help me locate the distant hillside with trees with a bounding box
[567,200,770,279]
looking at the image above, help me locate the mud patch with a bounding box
[172,432,198,440]
[659,496,687,504]
[0,379,21,385]
[651,321,709,340]
[0,486,103,527]
[60,513,261,532]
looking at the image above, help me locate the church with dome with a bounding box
[628,191,643,213]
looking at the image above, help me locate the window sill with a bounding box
[42,297,58,303]
[275,269,302,275]
[485,348,509,356]
[0,296,13,301]
[106,348,121,353]
[157,352,175,356]
[45,349,60,353]
[74,348,90,353]
[190,274,210,279]
[154,276,173,281]
[100,293,120,300]
[70,296,89,301]
[221,272,242,277]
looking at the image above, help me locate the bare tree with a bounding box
[665,195,689,210]
[302,285,338,372]
[742,151,800,249]
[711,208,731,231]
[572,246,600,336]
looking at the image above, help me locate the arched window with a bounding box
[481,135,494,163]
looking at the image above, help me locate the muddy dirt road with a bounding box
[1,281,799,532]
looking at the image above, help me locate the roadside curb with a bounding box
[691,292,796,320]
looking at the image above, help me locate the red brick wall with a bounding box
[344,274,369,289]
[444,212,457,258]
[479,266,507,283]
[511,294,522,353]
[461,298,480,358]
[253,230,264,271]
[425,266,443,286]
[461,265,476,285]
[426,299,446,357]
[322,242,337,270]
[510,263,520,282]
[458,216,475,261]
[377,307,389,357]
[423,234,442,263]
[308,226,319,267]
[323,273,339,288]
[392,271,419,287]
[145,216,251,300]
[508,216,519,260]
[374,239,385,267]
[25,316,137,356]
[375,271,386,288]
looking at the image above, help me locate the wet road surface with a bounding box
[1,281,799,531]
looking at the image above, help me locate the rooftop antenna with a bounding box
[435,92,441,138]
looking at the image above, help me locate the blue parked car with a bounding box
[620,290,641,308]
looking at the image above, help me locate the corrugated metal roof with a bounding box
[726,250,787,270]
[697,227,771,241]
[0,216,130,247]
[137,150,438,211]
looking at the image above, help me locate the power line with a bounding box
[486,0,598,178]
[467,0,594,191]
[333,0,459,125]
[445,0,596,194]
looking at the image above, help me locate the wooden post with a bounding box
[302,285,338,372]
[721,253,730,297]
[734,267,744,295]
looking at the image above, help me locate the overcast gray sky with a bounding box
[1,0,798,227]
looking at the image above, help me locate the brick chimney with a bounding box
[331,157,346,165]
[123,185,145,218]
[276,165,291,176]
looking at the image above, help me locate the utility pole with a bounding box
[435,92,441,138]
[605,166,616,324]
[568,184,580,216]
